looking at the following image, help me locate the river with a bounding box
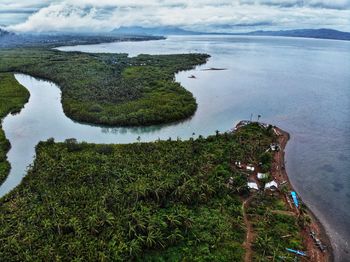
[1,35,350,261]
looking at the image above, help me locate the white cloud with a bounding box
[5,0,350,32]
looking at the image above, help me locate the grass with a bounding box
[0,73,29,184]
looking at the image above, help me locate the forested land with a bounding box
[0,33,164,48]
[0,48,209,126]
[0,73,29,184]
[0,123,305,261]
[248,195,305,261]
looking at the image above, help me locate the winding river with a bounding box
[1,35,350,261]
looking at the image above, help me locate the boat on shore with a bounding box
[235,120,333,262]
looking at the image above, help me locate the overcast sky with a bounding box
[1,0,350,32]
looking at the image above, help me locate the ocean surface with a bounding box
[1,35,350,261]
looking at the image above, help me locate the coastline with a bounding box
[271,125,333,262]
[235,121,333,261]
[0,112,335,260]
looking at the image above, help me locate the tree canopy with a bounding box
[0,124,291,261]
[0,48,209,126]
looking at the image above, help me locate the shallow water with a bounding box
[2,35,350,261]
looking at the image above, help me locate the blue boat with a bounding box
[286,248,307,256]
[291,191,299,208]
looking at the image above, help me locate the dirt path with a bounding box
[271,210,295,216]
[242,196,254,262]
[235,122,332,261]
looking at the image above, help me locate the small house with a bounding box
[265,180,278,191]
[270,143,280,152]
[246,165,255,171]
[247,182,259,191]
[257,173,268,180]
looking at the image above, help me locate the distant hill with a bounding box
[240,28,350,41]
[0,32,162,49]
[111,26,202,36]
[0,28,11,37]
[111,27,350,41]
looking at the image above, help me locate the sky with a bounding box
[1,0,350,33]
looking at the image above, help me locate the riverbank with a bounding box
[0,73,29,185]
[0,48,209,126]
[236,121,333,261]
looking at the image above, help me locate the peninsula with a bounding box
[0,37,333,262]
[0,109,332,260]
[0,48,209,126]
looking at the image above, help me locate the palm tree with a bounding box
[255,235,274,257]
[165,214,181,228]
[167,229,184,244]
[145,230,157,248]
[128,239,142,257]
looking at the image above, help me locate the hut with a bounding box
[270,143,281,152]
[257,172,268,180]
[247,182,259,191]
[265,180,278,191]
[246,165,255,172]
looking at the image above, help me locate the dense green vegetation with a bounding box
[0,48,209,126]
[0,73,29,184]
[0,124,290,261]
[248,195,304,261]
[0,33,164,48]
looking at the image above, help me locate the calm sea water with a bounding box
[1,36,350,261]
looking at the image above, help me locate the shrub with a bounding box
[96,144,113,155]
[65,138,83,152]
[89,104,103,113]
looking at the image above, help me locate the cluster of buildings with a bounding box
[234,160,279,193]
[233,121,281,192]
